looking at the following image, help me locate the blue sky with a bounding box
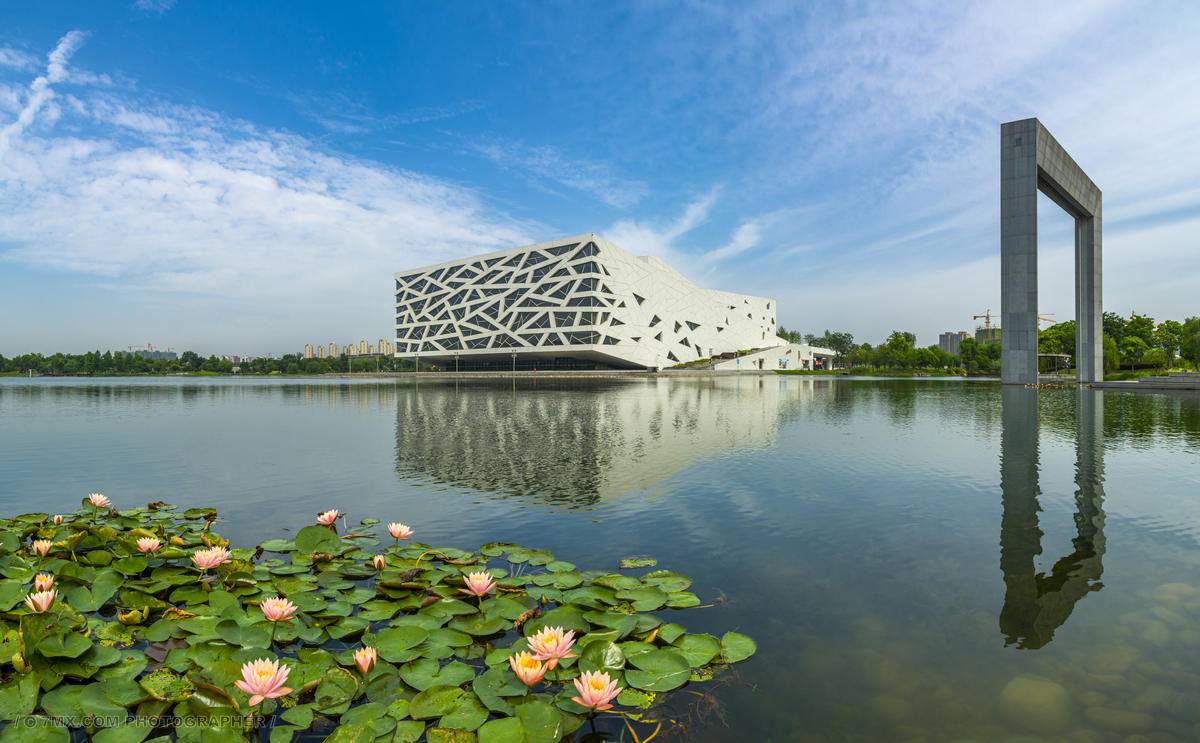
[2,1,1199,356]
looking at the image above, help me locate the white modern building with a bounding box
[394,234,777,370]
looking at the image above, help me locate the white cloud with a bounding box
[605,188,718,263]
[134,0,177,14]
[469,139,649,209]
[0,31,88,160]
[0,35,538,353]
[0,46,39,72]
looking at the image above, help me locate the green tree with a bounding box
[1119,336,1148,371]
[1102,335,1120,373]
[1155,320,1183,361]
[1103,312,1127,343]
[1181,324,1200,371]
[1126,315,1155,346]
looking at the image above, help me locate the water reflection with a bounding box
[392,377,817,505]
[999,387,1106,649]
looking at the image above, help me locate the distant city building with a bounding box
[304,344,314,359]
[939,331,970,356]
[316,345,326,359]
[328,342,338,357]
[976,327,1002,345]
[124,349,177,361]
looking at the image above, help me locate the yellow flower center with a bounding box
[588,679,606,691]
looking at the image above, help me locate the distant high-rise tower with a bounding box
[304,344,313,359]
[359,340,368,355]
[316,345,326,359]
[329,342,338,357]
[939,331,970,356]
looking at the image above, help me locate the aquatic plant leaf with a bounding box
[674,634,721,667]
[340,701,396,735]
[447,615,509,637]
[0,716,68,743]
[294,526,341,556]
[92,719,156,743]
[617,557,656,569]
[513,699,565,743]
[257,539,295,553]
[615,586,667,611]
[374,626,430,662]
[476,717,522,743]
[439,691,489,731]
[427,728,478,743]
[279,703,314,728]
[472,667,524,715]
[665,591,700,608]
[409,685,466,720]
[400,659,475,691]
[321,722,377,743]
[0,580,26,611]
[640,570,692,592]
[578,640,625,674]
[37,632,93,659]
[314,667,359,715]
[0,672,40,719]
[720,631,757,663]
[392,721,426,742]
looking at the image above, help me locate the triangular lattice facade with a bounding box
[394,234,775,369]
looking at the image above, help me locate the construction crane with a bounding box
[973,309,995,330]
[1038,313,1056,326]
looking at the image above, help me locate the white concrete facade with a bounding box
[394,234,776,369]
[709,343,836,372]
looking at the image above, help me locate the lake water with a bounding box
[2,376,1200,742]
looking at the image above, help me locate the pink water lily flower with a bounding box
[24,589,56,613]
[508,651,548,687]
[353,646,377,676]
[234,658,293,706]
[34,573,55,592]
[190,546,231,571]
[88,493,111,508]
[31,540,53,558]
[571,670,622,711]
[52,515,63,525]
[316,510,340,526]
[459,571,496,597]
[387,522,413,540]
[372,555,386,570]
[260,596,298,622]
[527,625,578,669]
[137,537,161,553]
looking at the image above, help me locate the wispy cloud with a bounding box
[605,188,719,261]
[0,46,39,72]
[469,138,649,210]
[0,31,88,160]
[133,0,177,15]
[0,34,537,352]
[285,91,485,135]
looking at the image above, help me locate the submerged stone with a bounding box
[1150,583,1196,604]
[1082,706,1153,734]
[1000,675,1072,734]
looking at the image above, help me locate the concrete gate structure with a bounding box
[1001,118,1102,385]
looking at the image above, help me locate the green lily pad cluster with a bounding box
[0,500,755,742]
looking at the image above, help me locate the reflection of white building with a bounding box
[392,377,820,504]
[393,234,777,370]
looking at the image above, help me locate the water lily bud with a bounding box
[169,536,185,547]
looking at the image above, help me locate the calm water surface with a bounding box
[2,376,1200,742]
